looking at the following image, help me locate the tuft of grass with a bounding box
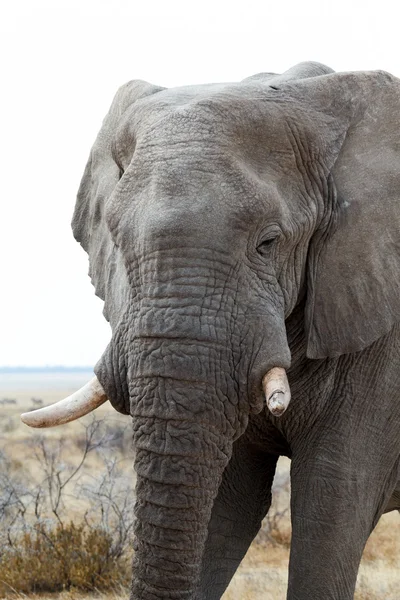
[0,522,131,595]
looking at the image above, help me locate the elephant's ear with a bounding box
[302,71,400,359]
[72,80,164,325]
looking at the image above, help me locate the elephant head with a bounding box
[22,62,400,599]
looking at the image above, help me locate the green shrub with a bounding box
[0,522,131,595]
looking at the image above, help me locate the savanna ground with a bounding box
[0,374,398,599]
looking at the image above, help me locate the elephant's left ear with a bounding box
[301,70,400,359]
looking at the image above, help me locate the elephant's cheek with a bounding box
[131,414,232,599]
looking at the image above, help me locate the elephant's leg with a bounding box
[196,438,279,600]
[287,444,400,600]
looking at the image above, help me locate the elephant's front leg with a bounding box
[196,438,278,600]
[287,437,400,600]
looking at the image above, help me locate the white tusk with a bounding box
[262,367,291,417]
[21,377,108,428]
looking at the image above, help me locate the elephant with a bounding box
[22,61,400,599]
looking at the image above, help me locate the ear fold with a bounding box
[72,79,164,254]
[301,71,400,358]
[72,80,164,326]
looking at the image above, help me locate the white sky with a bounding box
[1,0,399,366]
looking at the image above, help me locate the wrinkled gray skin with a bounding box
[72,62,400,599]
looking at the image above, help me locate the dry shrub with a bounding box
[0,522,131,595]
[254,471,291,549]
[74,421,131,456]
[264,513,291,548]
[0,417,135,597]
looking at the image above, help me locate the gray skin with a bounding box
[72,62,400,600]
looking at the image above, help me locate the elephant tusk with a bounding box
[20,377,108,428]
[262,367,291,417]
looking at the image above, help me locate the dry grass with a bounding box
[0,591,127,600]
[0,523,130,595]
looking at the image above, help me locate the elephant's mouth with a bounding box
[20,366,291,428]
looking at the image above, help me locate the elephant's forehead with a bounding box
[122,82,309,160]
[110,82,325,228]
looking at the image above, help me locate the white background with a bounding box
[1,0,399,366]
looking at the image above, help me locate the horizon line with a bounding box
[0,366,95,373]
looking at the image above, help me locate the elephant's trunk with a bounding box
[131,391,232,598]
[123,286,240,597]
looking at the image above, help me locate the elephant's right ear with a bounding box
[72,80,164,254]
[71,80,164,319]
[302,71,400,359]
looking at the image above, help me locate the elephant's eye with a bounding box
[256,236,277,256]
